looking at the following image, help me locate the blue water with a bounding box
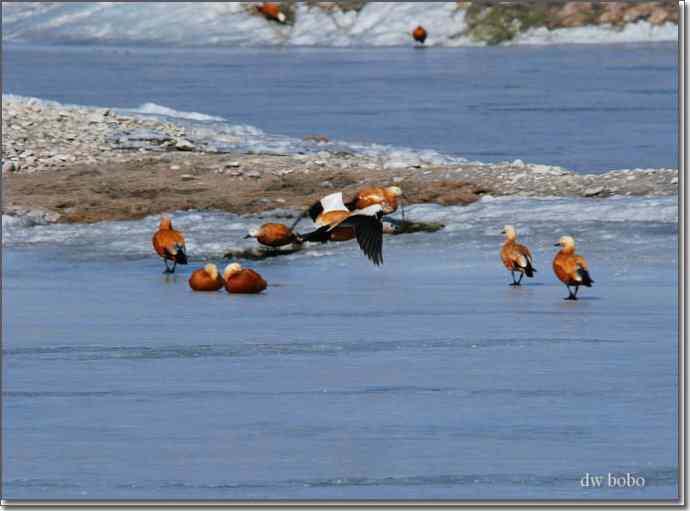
[1,43,678,172]
[2,210,679,500]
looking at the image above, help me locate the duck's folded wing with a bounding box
[344,215,383,266]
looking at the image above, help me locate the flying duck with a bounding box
[299,192,384,265]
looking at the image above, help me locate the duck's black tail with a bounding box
[299,226,331,243]
[577,268,593,287]
[167,244,188,264]
[524,260,536,278]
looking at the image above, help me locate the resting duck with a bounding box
[189,264,224,291]
[223,263,268,294]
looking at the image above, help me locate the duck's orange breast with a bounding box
[153,229,185,259]
[413,26,427,42]
[225,269,267,294]
[553,251,578,285]
[500,241,515,270]
[189,269,224,291]
[257,223,297,247]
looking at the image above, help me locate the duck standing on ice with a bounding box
[500,225,536,286]
[552,236,594,300]
[412,25,428,45]
[152,217,188,273]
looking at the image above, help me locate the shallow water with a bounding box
[2,43,678,171]
[2,196,679,500]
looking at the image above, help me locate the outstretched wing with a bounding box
[345,215,383,266]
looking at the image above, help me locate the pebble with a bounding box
[583,186,605,197]
[246,170,261,178]
[175,139,195,151]
[180,174,198,181]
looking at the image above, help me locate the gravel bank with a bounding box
[1,96,678,225]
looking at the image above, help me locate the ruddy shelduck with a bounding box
[412,25,428,44]
[500,225,536,286]
[291,185,404,230]
[256,3,286,23]
[188,263,224,291]
[245,223,302,247]
[300,192,385,265]
[152,216,188,273]
[552,235,594,300]
[223,263,268,294]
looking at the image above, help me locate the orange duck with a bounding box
[246,223,302,247]
[412,25,428,44]
[500,225,536,286]
[152,216,188,273]
[189,264,224,291]
[300,192,385,265]
[257,3,287,23]
[223,263,268,294]
[300,191,356,242]
[552,235,594,300]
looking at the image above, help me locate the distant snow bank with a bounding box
[2,2,678,47]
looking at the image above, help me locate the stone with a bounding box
[180,174,198,181]
[225,161,241,168]
[2,161,15,174]
[246,170,261,178]
[583,186,604,197]
[175,139,195,151]
[671,177,678,184]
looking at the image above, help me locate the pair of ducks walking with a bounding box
[501,225,594,300]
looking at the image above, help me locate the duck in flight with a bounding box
[290,185,404,231]
[299,192,385,265]
[152,217,188,273]
[500,225,536,286]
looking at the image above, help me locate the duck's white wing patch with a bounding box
[350,204,383,217]
[320,192,348,213]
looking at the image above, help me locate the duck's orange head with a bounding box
[555,235,576,252]
[386,186,403,197]
[223,263,242,281]
[502,225,516,241]
[205,263,219,280]
[159,217,173,230]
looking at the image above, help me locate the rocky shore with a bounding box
[1,96,678,226]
